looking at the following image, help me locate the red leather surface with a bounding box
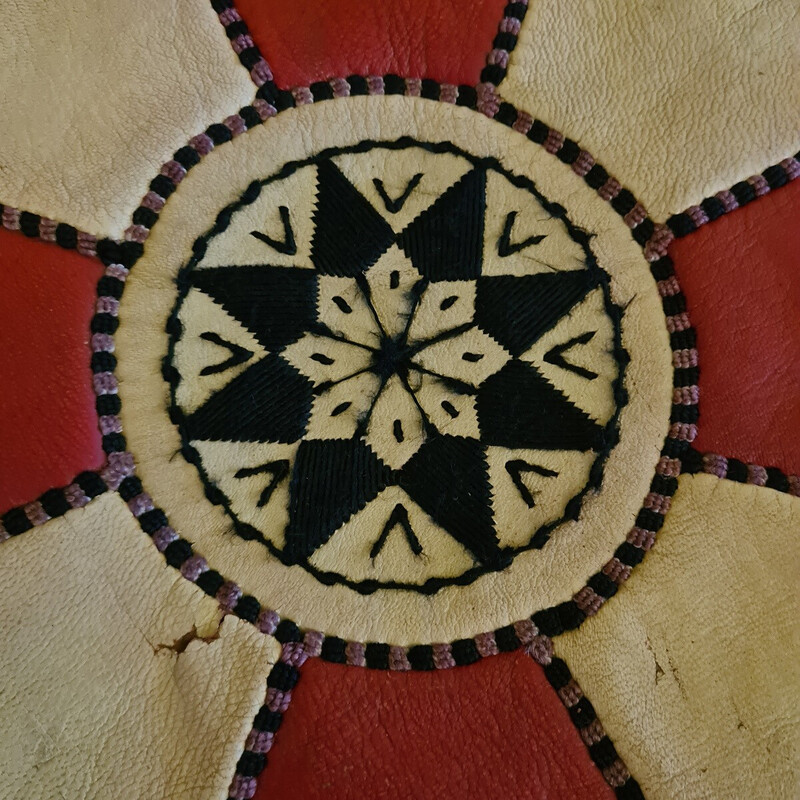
[235,0,507,88]
[0,230,104,511]
[258,651,614,800]
[671,179,800,474]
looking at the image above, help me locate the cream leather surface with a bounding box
[0,0,255,239]
[114,95,673,645]
[557,474,800,799]
[0,493,279,800]
[502,0,800,220]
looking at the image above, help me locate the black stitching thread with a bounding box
[89,76,697,674]
[163,137,630,595]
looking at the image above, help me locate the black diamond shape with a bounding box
[185,354,313,444]
[310,160,395,276]
[284,439,392,562]
[398,168,486,280]
[476,360,603,450]
[190,265,318,351]
[474,271,595,356]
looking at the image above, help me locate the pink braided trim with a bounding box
[0,204,99,257]
[525,639,637,792]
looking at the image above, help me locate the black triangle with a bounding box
[310,161,395,276]
[185,354,313,444]
[284,439,391,562]
[399,435,505,568]
[190,266,317,351]
[474,271,594,356]
[398,168,486,281]
[477,360,603,451]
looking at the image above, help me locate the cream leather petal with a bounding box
[501,0,800,219]
[0,0,255,238]
[0,493,279,799]
[556,474,800,799]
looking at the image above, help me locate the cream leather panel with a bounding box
[115,95,673,645]
[557,474,800,799]
[0,0,255,239]
[0,493,279,800]
[502,0,800,220]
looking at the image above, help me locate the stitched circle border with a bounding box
[164,136,628,594]
[89,75,698,670]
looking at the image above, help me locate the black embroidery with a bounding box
[505,460,559,508]
[166,138,627,594]
[544,331,599,380]
[373,173,423,213]
[398,168,486,280]
[311,160,395,276]
[497,210,547,256]
[234,460,290,508]
[198,331,254,376]
[370,503,423,559]
[250,205,297,255]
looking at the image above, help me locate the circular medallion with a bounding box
[115,96,672,644]
[166,141,625,592]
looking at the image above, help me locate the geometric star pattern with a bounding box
[170,143,624,591]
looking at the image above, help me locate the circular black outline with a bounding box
[164,136,629,595]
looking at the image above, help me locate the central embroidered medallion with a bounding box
[115,97,672,644]
[167,140,625,592]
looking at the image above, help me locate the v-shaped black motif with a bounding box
[234,459,290,508]
[544,331,599,380]
[370,503,424,559]
[505,460,559,508]
[250,205,297,255]
[198,331,254,376]
[497,210,547,256]
[372,173,423,213]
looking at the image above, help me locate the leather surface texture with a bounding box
[671,178,800,474]
[500,0,800,221]
[112,94,672,645]
[235,0,507,87]
[557,473,800,800]
[0,0,255,239]
[258,650,615,800]
[0,492,280,800]
[0,227,104,511]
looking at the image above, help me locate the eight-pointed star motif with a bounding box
[172,149,619,587]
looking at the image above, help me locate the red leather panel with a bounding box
[235,0,507,88]
[258,651,614,799]
[671,179,800,474]
[0,230,104,510]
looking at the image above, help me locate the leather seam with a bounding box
[665,151,800,238]
[528,637,645,800]
[0,470,108,541]
[209,0,281,104]
[86,74,699,671]
[681,447,800,495]
[0,202,115,262]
